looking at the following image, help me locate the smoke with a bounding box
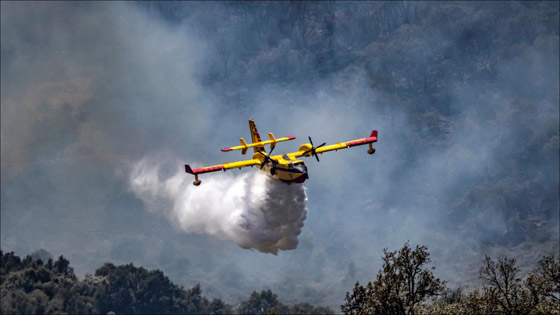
[1,1,558,309]
[129,156,307,254]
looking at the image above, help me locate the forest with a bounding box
[1,246,558,314]
[0,250,333,314]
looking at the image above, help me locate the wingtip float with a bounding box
[185,119,378,186]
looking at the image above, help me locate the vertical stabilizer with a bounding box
[248,119,265,153]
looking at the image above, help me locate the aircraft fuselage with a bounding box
[261,159,308,184]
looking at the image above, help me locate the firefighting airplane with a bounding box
[185,119,378,186]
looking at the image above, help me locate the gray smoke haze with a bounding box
[1,1,558,309]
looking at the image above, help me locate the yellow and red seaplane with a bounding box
[185,119,378,186]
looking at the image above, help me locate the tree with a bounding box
[1,251,333,314]
[342,242,445,315]
[525,256,560,313]
[53,255,73,276]
[526,256,560,302]
[417,255,560,314]
[289,302,335,314]
[208,298,234,314]
[478,255,535,314]
[343,281,375,314]
[237,290,288,314]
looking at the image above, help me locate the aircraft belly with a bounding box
[260,166,307,184]
[275,169,307,184]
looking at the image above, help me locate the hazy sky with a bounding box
[1,1,558,309]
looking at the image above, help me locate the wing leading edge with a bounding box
[290,130,378,158]
[185,159,261,175]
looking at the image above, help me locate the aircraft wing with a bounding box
[185,159,261,175]
[291,130,378,158]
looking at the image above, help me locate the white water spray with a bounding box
[129,157,308,254]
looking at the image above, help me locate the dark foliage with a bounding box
[341,245,560,314]
[235,290,334,314]
[0,251,332,314]
[342,243,444,315]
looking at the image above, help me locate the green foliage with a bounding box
[236,290,334,314]
[0,251,333,314]
[237,290,288,314]
[289,302,335,314]
[400,251,559,315]
[1,251,94,315]
[92,262,207,314]
[526,256,560,305]
[343,244,560,315]
[342,243,445,315]
[478,255,532,314]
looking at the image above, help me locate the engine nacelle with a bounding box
[298,143,312,154]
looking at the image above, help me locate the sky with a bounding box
[1,1,558,309]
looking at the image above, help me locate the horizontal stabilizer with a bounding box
[221,135,296,153]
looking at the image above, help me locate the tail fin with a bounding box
[248,119,265,153]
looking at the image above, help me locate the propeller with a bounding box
[258,145,278,174]
[303,136,326,162]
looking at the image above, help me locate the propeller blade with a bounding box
[258,151,267,169]
[304,136,325,162]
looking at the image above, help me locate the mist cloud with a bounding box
[129,156,307,254]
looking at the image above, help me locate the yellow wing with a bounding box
[185,159,261,175]
[289,130,378,159]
